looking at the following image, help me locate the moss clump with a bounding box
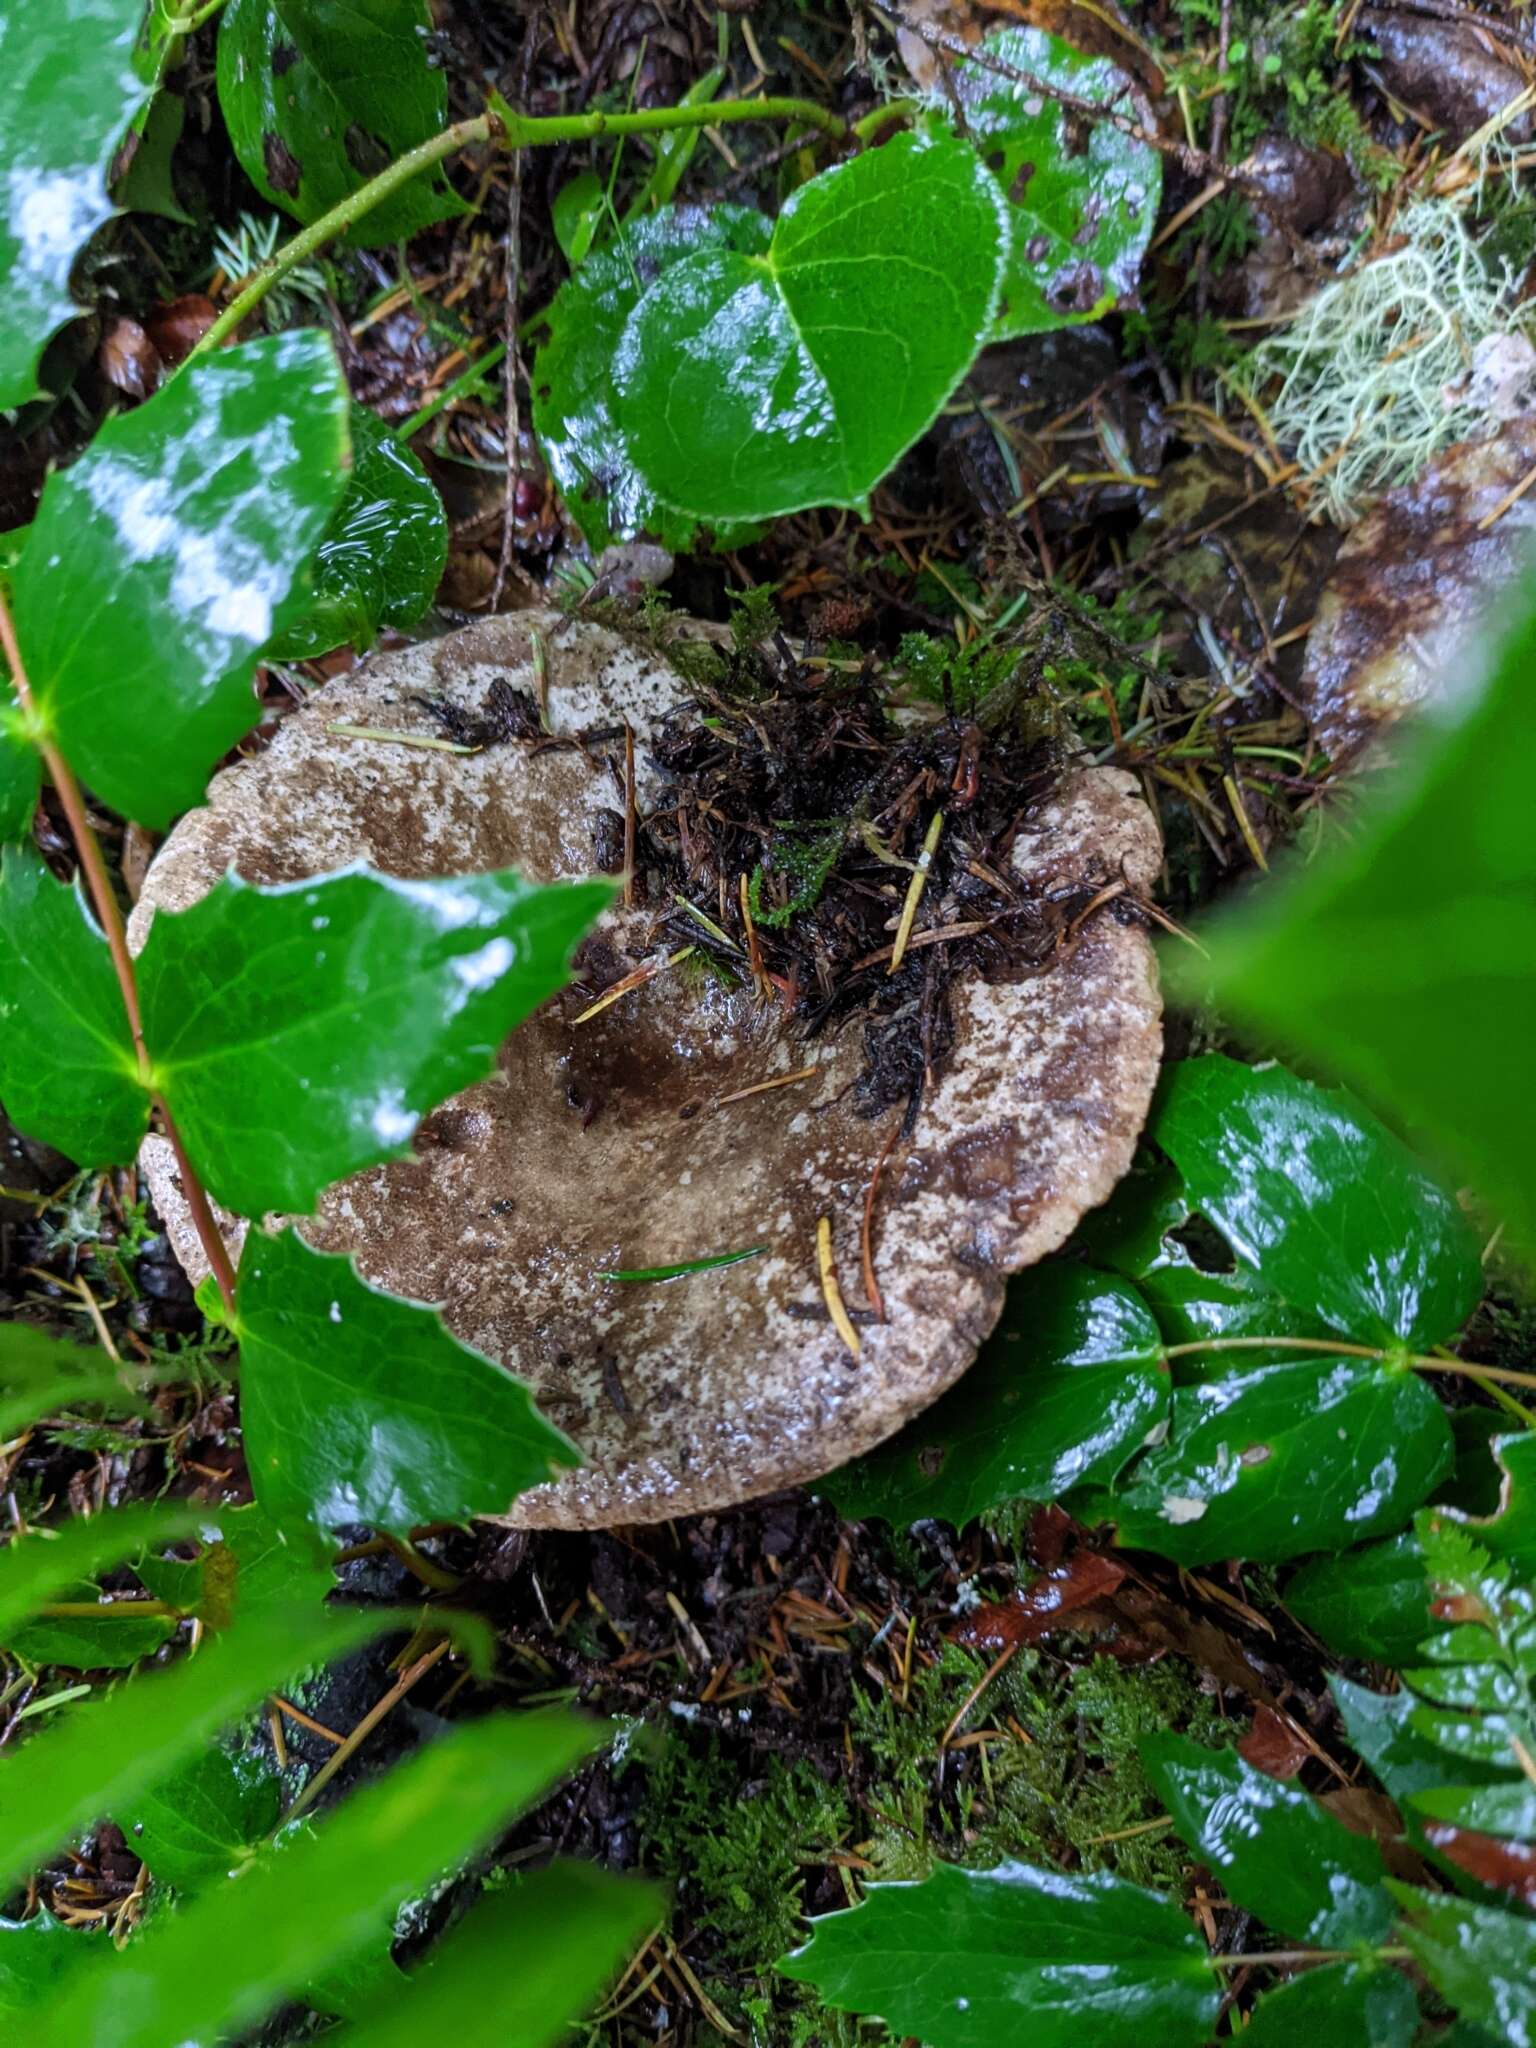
[851,1642,1225,1894]
[631,1642,1229,2043]
[637,1738,852,1975]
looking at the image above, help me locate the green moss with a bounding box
[851,1642,1224,1892]
[633,1640,1227,2043]
[892,631,1021,717]
[638,1734,853,1973]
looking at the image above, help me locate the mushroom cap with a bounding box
[133,612,1162,1528]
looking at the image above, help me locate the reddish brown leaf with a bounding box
[953,1549,1126,1648]
[97,316,161,401]
[1426,1824,1536,1905]
[143,294,218,370]
[1239,1704,1311,1780]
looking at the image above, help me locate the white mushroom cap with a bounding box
[133,611,1162,1528]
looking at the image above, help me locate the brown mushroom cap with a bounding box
[133,611,1162,1528]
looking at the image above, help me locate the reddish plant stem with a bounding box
[0,592,239,1315]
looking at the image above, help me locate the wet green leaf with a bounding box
[0,847,146,1165]
[237,1227,579,1535]
[821,1266,1167,1527]
[1389,1882,1536,2045]
[0,1326,147,1441]
[1240,1962,1418,2048]
[120,1744,283,1889]
[36,1710,605,2048]
[617,129,1008,524]
[1332,1676,1455,1806]
[532,204,771,552]
[1101,1358,1452,1565]
[346,1861,662,2048]
[1291,1435,1536,1664]
[952,28,1160,339]
[138,863,612,1216]
[1150,1056,1482,1350]
[113,89,192,224]
[216,0,466,245]
[0,1906,88,2016]
[779,1859,1218,2048]
[0,1600,391,1893]
[1186,590,1536,1261]
[134,1500,337,1624]
[7,1588,175,1670]
[0,699,39,840]
[1287,1532,1433,1665]
[0,0,153,407]
[1071,1149,1188,1277]
[552,169,605,265]
[0,1502,209,1646]
[1140,1734,1393,1946]
[268,404,446,659]
[13,332,350,827]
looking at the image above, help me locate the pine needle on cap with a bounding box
[817,1214,862,1358]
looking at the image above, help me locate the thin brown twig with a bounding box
[289,1636,451,1817]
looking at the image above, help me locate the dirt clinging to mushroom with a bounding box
[422,622,1146,1136]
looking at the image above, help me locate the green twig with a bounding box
[491,89,847,147]
[852,98,919,143]
[183,113,498,369]
[184,92,852,360]
[1162,1333,1536,1393]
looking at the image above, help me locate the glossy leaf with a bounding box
[0,1326,146,1441]
[616,129,1008,524]
[237,1227,579,1535]
[137,863,612,1216]
[0,0,152,407]
[1333,1676,1458,1806]
[0,1907,87,2016]
[344,1861,662,2048]
[0,847,146,1164]
[216,0,465,245]
[1150,1056,1482,1349]
[1187,590,1536,1261]
[1072,1149,1187,1278]
[780,1859,1218,2048]
[36,1710,604,2048]
[1292,1435,1536,1665]
[0,1600,391,1894]
[1140,1733,1393,1946]
[532,204,771,552]
[821,1265,1166,1526]
[952,28,1160,339]
[1389,1883,1536,2046]
[1103,1358,1452,1566]
[13,331,350,827]
[0,1502,209,1646]
[1240,1962,1418,2048]
[268,404,446,658]
[0,699,38,840]
[1139,1258,1315,1373]
[1286,1532,1433,1665]
[119,1744,283,1889]
[1397,1520,1536,1817]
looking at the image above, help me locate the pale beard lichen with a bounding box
[1248,194,1536,525]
